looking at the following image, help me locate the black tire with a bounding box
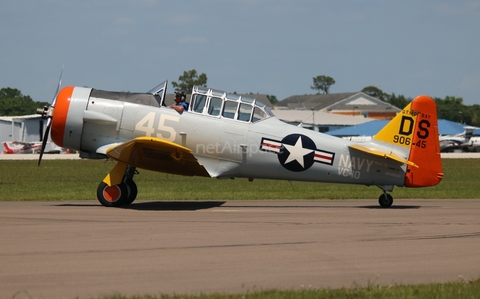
[97,181,128,207]
[123,179,138,205]
[378,193,393,208]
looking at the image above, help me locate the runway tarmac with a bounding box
[1,199,479,299]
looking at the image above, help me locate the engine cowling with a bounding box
[51,86,91,150]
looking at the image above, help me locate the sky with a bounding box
[1,0,480,106]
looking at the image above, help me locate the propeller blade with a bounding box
[51,65,64,107]
[37,66,64,166]
[38,118,52,166]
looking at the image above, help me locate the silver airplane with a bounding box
[37,79,443,208]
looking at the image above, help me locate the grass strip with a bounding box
[95,278,480,299]
[0,159,479,201]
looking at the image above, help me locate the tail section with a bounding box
[3,142,14,154]
[403,96,443,187]
[373,96,443,187]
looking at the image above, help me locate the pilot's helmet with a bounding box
[175,91,186,101]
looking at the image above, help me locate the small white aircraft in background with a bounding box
[3,141,62,154]
[37,78,443,208]
[3,141,42,154]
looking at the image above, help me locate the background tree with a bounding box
[266,95,278,105]
[383,94,480,127]
[171,69,208,92]
[434,96,469,124]
[361,86,386,101]
[311,75,335,94]
[469,105,480,126]
[385,93,411,110]
[0,87,49,116]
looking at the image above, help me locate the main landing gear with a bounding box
[97,165,138,207]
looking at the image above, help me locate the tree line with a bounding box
[360,85,480,126]
[0,88,49,116]
[1,71,479,127]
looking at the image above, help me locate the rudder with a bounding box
[403,96,443,187]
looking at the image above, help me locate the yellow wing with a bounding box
[106,137,211,178]
[349,144,418,168]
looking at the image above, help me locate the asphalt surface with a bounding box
[1,199,479,299]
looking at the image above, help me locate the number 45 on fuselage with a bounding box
[37,79,443,208]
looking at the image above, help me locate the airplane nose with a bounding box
[51,86,74,147]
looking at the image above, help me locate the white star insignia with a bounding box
[283,136,314,168]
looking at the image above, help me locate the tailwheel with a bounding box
[97,181,128,207]
[378,193,393,208]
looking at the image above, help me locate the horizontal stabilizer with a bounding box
[349,144,418,168]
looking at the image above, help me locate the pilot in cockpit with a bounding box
[170,91,189,113]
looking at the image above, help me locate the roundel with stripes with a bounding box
[260,133,335,172]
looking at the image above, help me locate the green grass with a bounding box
[0,159,479,201]
[96,278,480,299]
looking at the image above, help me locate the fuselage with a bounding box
[39,81,443,208]
[52,85,407,188]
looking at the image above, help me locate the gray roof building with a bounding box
[0,114,45,143]
[272,110,373,133]
[276,92,400,119]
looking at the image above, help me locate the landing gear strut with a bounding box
[97,165,138,207]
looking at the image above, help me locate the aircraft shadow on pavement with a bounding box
[358,205,421,209]
[55,202,421,210]
[122,201,226,211]
[55,201,226,211]
[224,204,422,210]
